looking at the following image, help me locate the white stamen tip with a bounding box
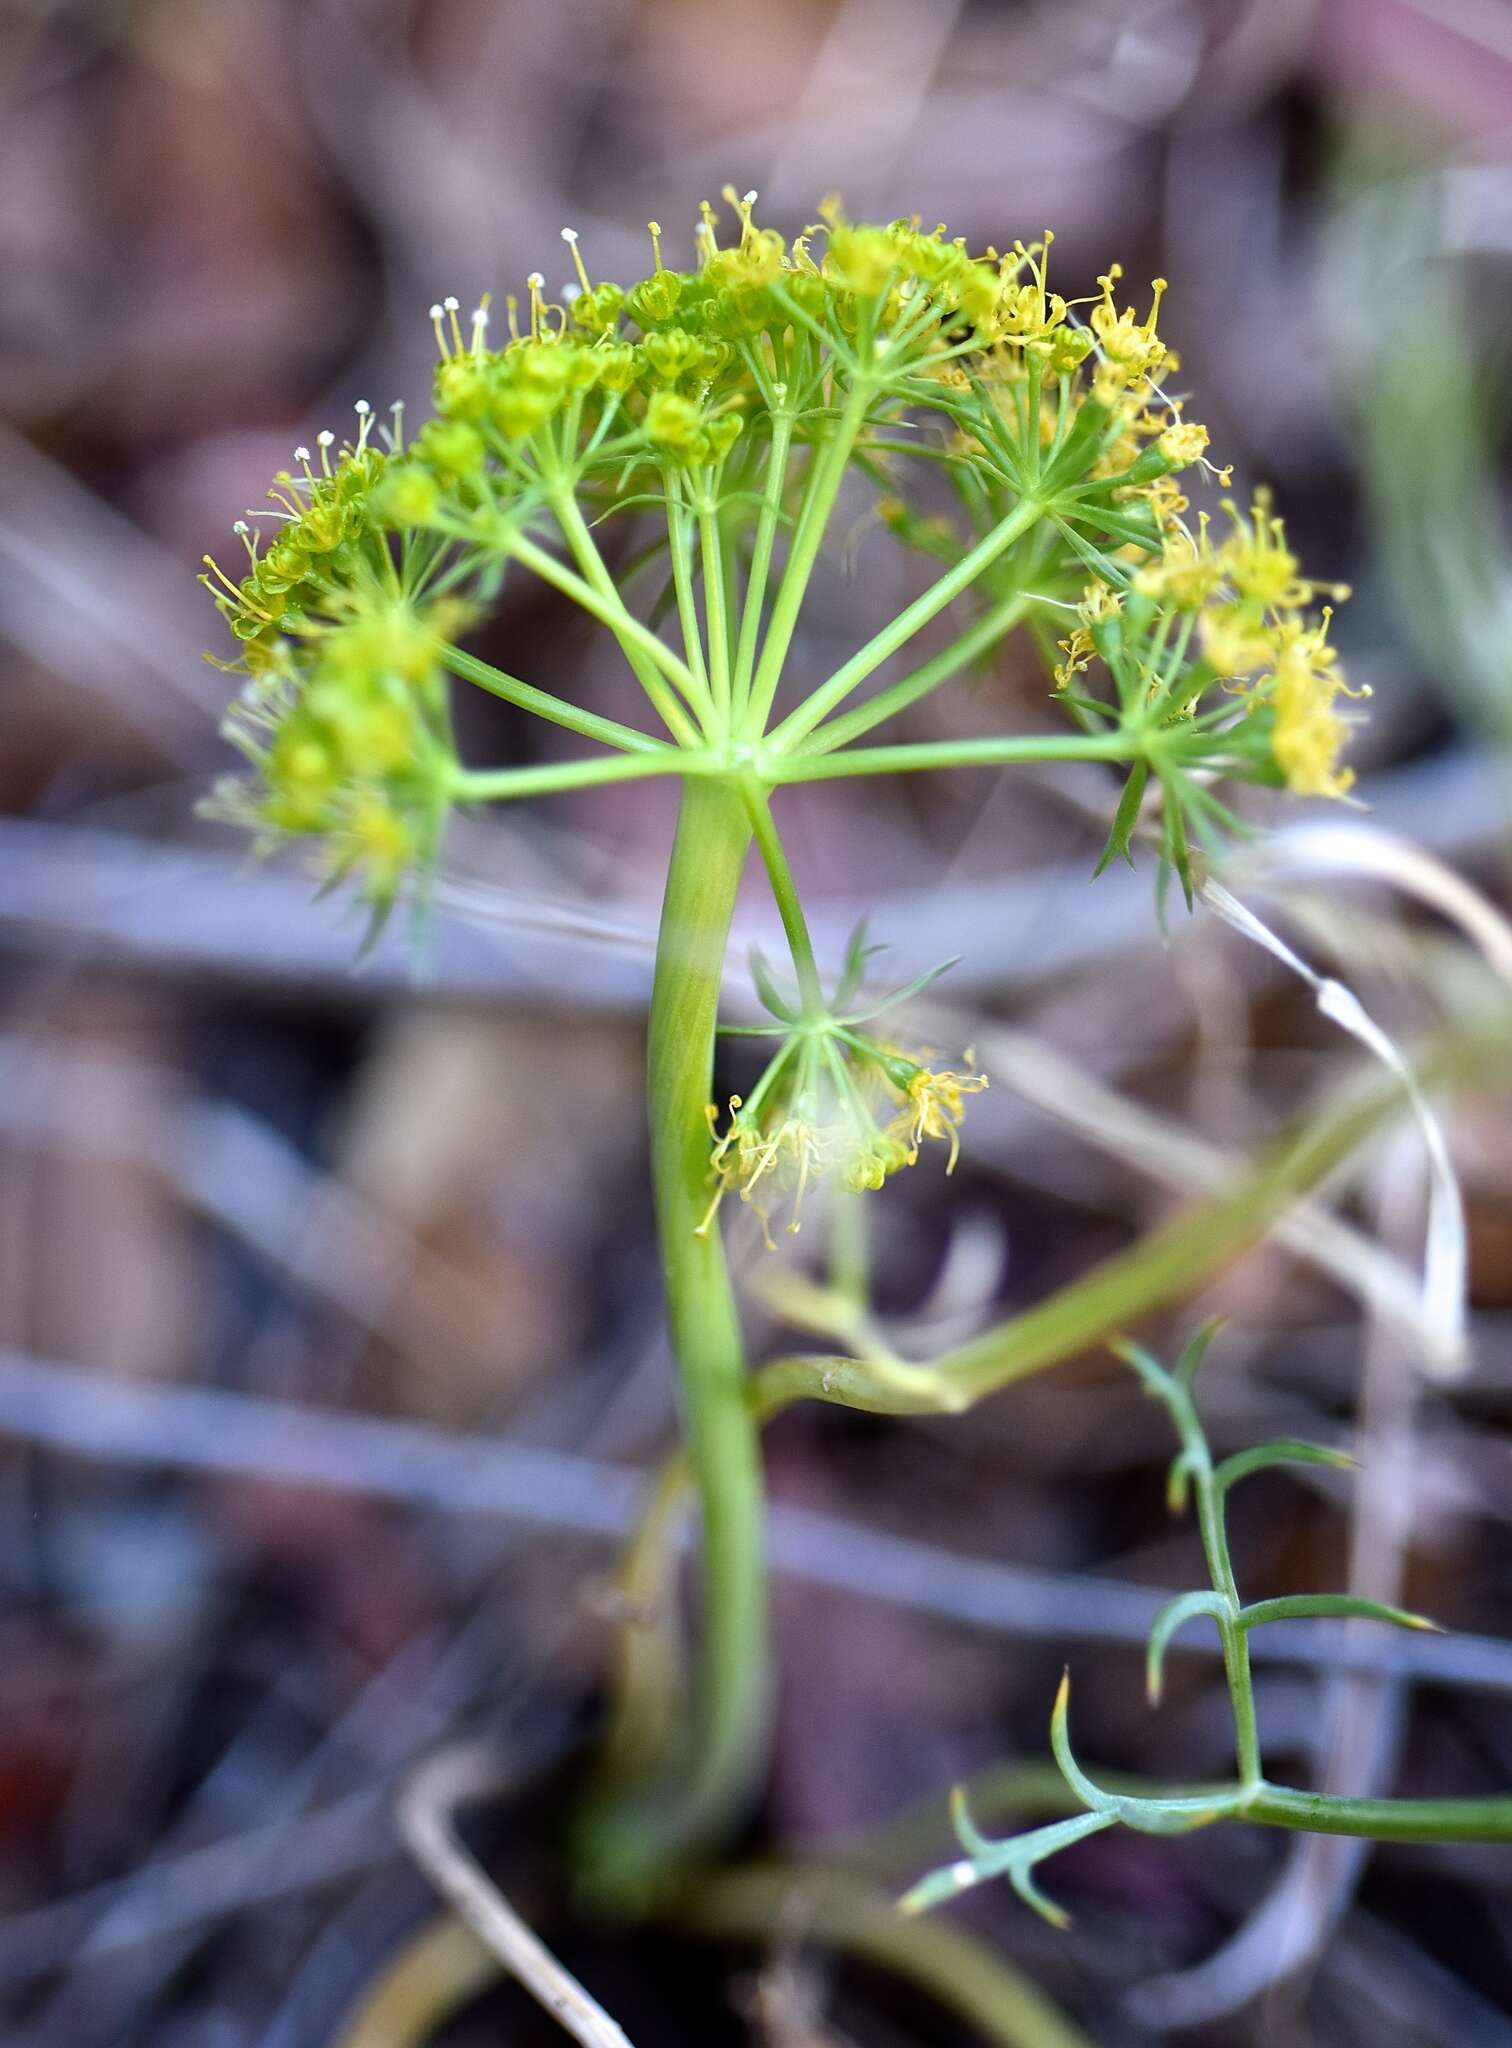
[561,282,581,303]
[443,296,460,312]
[743,189,758,206]
[233,520,249,534]
[293,445,311,462]
[560,226,578,244]
[526,272,544,290]
[354,399,371,415]
[429,303,444,321]
[317,429,335,447]
[390,399,404,413]
[471,306,488,326]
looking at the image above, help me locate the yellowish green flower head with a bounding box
[698,926,988,1244]
[200,404,468,911]
[700,1044,986,1248]
[200,185,1362,940]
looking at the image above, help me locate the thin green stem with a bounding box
[770,732,1136,782]
[440,645,671,755]
[552,490,716,734]
[746,1042,1498,1424]
[1178,1396,1263,1787]
[732,407,795,723]
[828,1186,870,1315]
[745,376,874,735]
[504,519,705,748]
[664,474,712,709]
[802,591,1035,754]
[453,754,690,802]
[768,496,1046,751]
[578,777,767,1885]
[741,781,824,1015]
[698,481,733,730]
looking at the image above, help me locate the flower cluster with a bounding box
[1061,488,1366,799]
[201,407,464,908]
[701,1042,986,1247]
[198,188,1362,925]
[201,411,389,666]
[700,932,986,1245]
[359,194,1217,534]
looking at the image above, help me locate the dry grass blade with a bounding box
[397,1745,636,2048]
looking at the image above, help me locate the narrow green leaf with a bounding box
[1166,1446,1198,1515]
[1239,1594,1442,1635]
[949,1784,992,1858]
[1050,1671,1112,1817]
[841,954,962,1023]
[748,945,797,1022]
[1054,691,1118,723]
[1051,515,1129,590]
[1146,1590,1229,1705]
[833,916,876,1009]
[1173,1316,1225,1393]
[1050,1670,1237,1835]
[1039,398,1115,493]
[1092,756,1150,878]
[1156,761,1195,912]
[1215,1440,1355,1499]
[1061,501,1164,553]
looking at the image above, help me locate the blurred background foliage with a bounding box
[2,1,1512,2042]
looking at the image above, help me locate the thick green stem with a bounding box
[582,777,767,1884]
[1246,1785,1512,1842]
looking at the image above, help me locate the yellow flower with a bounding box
[699,1097,832,1246]
[1265,610,1368,799]
[336,793,416,898]
[1215,490,1346,613]
[994,234,1070,353]
[1200,601,1283,680]
[1054,583,1124,689]
[1090,266,1169,401]
[891,1063,989,1173]
[1136,516,1224,612]
[1053,625,1095,692]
